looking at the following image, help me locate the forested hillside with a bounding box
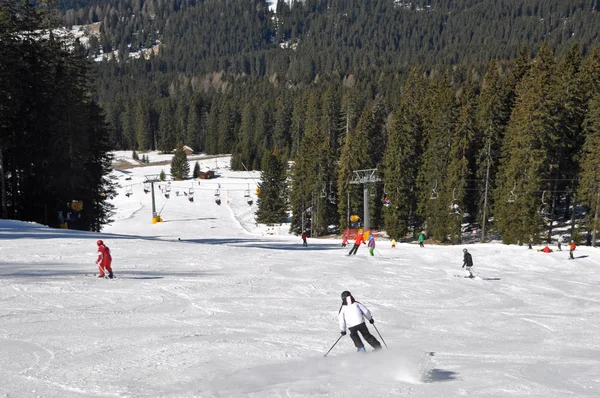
[3,0,600,242]
[58,0,600,243]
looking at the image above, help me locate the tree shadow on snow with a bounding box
[182,237,340,251]
[421,368,459,383]
[162,217,217,223]
[0,263,220,280]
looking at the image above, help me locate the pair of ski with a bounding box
[86,274,117,279]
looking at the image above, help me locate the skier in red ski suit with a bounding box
[96,240,114,278]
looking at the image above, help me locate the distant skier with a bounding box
[418,232,425,248]
[462,248,474,278]
[338,291,382,352]
[391,238,396,248]
[348,231,365,255]
[301,231,308,247]
[96,240,114,278]
[557,241,562,251]
[341,235,348,248]
[569,240,577,260]
[368,234,375,256]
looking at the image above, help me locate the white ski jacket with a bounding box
[339,302,372,332]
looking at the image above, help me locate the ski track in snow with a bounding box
[1,154,599,397]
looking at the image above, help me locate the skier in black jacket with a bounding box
[462,248,474,278]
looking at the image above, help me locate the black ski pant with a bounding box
[348,244,360,255]
[303,239,307,247]
[349,322,381,350]
[570,250,575,259]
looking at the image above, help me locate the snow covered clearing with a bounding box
[1,154,599,397]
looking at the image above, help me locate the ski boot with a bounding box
[97,274,106,278]
[108,273,114,279]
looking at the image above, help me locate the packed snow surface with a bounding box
[1,154,599,397]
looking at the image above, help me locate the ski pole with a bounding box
[372,324,388,348]
[324,334,343,357]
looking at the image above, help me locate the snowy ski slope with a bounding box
[0,154,599,397]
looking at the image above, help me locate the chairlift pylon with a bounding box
[320,183,327,198]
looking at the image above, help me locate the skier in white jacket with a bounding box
[338,291,382,352]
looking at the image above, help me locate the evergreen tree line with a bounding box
[91,41,600,244]
[304,43,600,246]
[0,0,114,231]
[61,0,600,159]
[62,0,600,73]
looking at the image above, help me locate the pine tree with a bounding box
[289,93,307,159]
[193,161,201,178]
[231,102,256,171]
[273,94,292,158]
[545,44,586,240]
[135,100,151,150]
[187,93,207,153]
[158,100,176,152]
[217,98,237,155]
[493,44,559,244]
[444,82,477,243]
[170,145,190,180]
[578,47,600,246]
[416,71,459,242]
[256,149,288,224]
[289,91,333,235]
[383,68,427,240]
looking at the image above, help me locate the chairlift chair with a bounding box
[429,180,439,200]
[381,188,390,206]
[449,188,460,214]
[320,183,328,198]
[328,192,336,204]
[369,186,377,197]
[507,183,517,203]
[538,190,550,218]
[143,182,150,194]
[125,185,133,198]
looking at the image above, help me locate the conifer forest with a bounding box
[2,0,600,244]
